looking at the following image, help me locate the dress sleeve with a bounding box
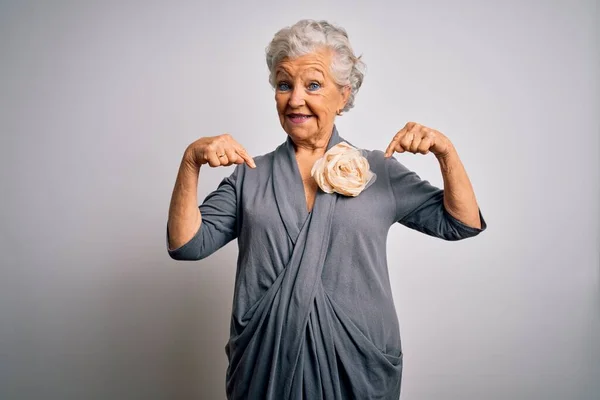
[167,166,240,260]
[387,156,486,241]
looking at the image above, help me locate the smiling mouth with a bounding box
[287,113,313,124]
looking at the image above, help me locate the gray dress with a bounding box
[167,127,486,399]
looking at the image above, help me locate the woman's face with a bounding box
[274,49,350,145]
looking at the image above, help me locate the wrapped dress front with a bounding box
[168,127,486,399]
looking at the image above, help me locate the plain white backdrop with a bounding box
[1,1,598,399]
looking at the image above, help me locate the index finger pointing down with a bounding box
[236,147,256,168]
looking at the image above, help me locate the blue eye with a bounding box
[308,82,321,91]
[277,82,291,91]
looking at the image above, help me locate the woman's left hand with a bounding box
[384,121,453,159]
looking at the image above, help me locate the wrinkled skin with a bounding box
[274,49,350,151]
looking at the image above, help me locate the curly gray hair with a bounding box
[265,19,366,113]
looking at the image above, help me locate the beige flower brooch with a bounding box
[310,142,376,197]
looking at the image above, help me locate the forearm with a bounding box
[167,154,202,250]
[436,144,481,229]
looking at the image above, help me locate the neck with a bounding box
[290,125,335,158]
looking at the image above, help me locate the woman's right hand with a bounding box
[184,134,256,169]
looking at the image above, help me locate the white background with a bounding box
[1,1,598,399]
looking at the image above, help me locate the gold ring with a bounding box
[218,154,226,157]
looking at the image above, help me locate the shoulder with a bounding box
[239,149,273,172]
[360,148,410,176]
[229,148,275,183]
[362,148,387,165]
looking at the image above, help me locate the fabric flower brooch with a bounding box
[311,142,376,197]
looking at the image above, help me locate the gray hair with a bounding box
[265,19,366,113]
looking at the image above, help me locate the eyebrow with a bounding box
[304,69,325,79]
[275,68,325,80]
[275,70,290,79]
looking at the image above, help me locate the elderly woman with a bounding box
[167,19,486,400]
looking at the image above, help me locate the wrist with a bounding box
[435,144,460,175]
[182,150,201,174]
[434,142,457,162]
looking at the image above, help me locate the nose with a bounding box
[288,86,305,108]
